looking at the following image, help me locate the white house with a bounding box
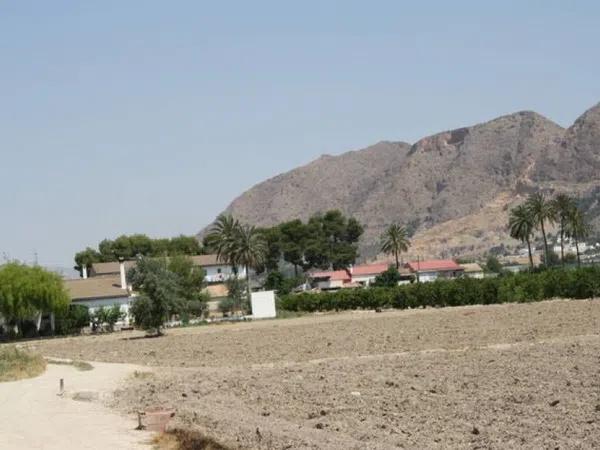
[66,260,134,327]
[406,259,464,282]
[189,254,249,283]
[309,269,352,290]
[90,254,248,285]
[459,263,484,279]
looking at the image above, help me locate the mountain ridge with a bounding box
[201,103,600,260]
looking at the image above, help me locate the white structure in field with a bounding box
[250,290,277,319]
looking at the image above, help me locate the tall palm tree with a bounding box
[380,224,411,269]
[508,205,535,269]
[526,192,555,266]
[231,224,267,301]
[551,193,576,265]
[565,205,590,267]
[205,214,240,269]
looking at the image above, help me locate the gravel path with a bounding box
[0,360,153,450]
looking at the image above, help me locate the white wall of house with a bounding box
[204,265,248,283]
[465,271,484,279]
[315,279,345,290]
[352,275,378,286]
[416,270,463,283]
[71,296,133,326]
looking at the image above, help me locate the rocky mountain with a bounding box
[202,102,600,261]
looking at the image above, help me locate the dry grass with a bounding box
[153,429,231,450]
[0,345,46,382]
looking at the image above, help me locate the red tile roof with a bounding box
[351,263,390,276]
[407,259,463,272]
[310,270,351,281]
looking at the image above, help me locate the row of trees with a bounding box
[203,209,365,275]
[509,192,591,267]
[0,263,70,337]
[74,234,203,276]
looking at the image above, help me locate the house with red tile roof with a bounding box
[350,263,413,286]
[309,269,352,290]
[406,259,464,282]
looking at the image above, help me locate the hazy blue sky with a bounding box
[1,1,599,267]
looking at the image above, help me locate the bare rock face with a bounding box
[534,102,600,182]
[202,102,600,259]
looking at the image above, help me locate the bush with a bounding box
[55,305,91,335]
[278,266,600,312]
[218,297,236,315]
[92,304,124,332]
[372,266,402,287]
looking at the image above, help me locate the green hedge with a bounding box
[278,266,600,312]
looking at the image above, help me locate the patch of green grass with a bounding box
[0,345,46,382]
[47,359,94,371]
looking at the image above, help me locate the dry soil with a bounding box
[29,299,600,449]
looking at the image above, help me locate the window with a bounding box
[217,268,222,274]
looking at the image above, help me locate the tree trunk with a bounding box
[294,264,298,277]
[526,236,534,269]
[540,220,550,266]
[575,236,581,267]
[245,264,251,314]
[560,222,565,266]
[395,250,399,270]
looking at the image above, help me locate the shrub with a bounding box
[278,266,600,312]
[55,305,91,335]
[93,304,124,332]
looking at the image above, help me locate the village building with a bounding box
[65,260,134,327]
[406,259,464,282]
[459,263,484,279]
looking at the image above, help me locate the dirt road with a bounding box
[0,360,152,450]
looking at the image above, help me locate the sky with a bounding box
[1,1,599,267]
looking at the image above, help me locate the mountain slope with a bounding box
[202,103,600,260]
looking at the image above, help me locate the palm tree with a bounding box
[551,193,576,265]
[526,192,555,266]
[380,224,411,269]
[205,214,240,269]
[508,205,535,269]
[565,205,590,266]
[231,224,267,302]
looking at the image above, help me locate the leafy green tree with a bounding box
[565,205,591,266]
[264,270,304,295]
[55,304,90,335]
[167,255,209,319]
[526,192,555,266]
[279,219,309,275]
[551,194,576,264]
[73,247,102,277]
[224,276,246,314]
[258,226,283,273]
[0,263,70,336]
[128,258,183,335]
[508,204,535,269]
[168,235,202,255]
[303,210,364,270]
[380,224,411,269]
[485,255,502,274]
[372,266,402,287]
